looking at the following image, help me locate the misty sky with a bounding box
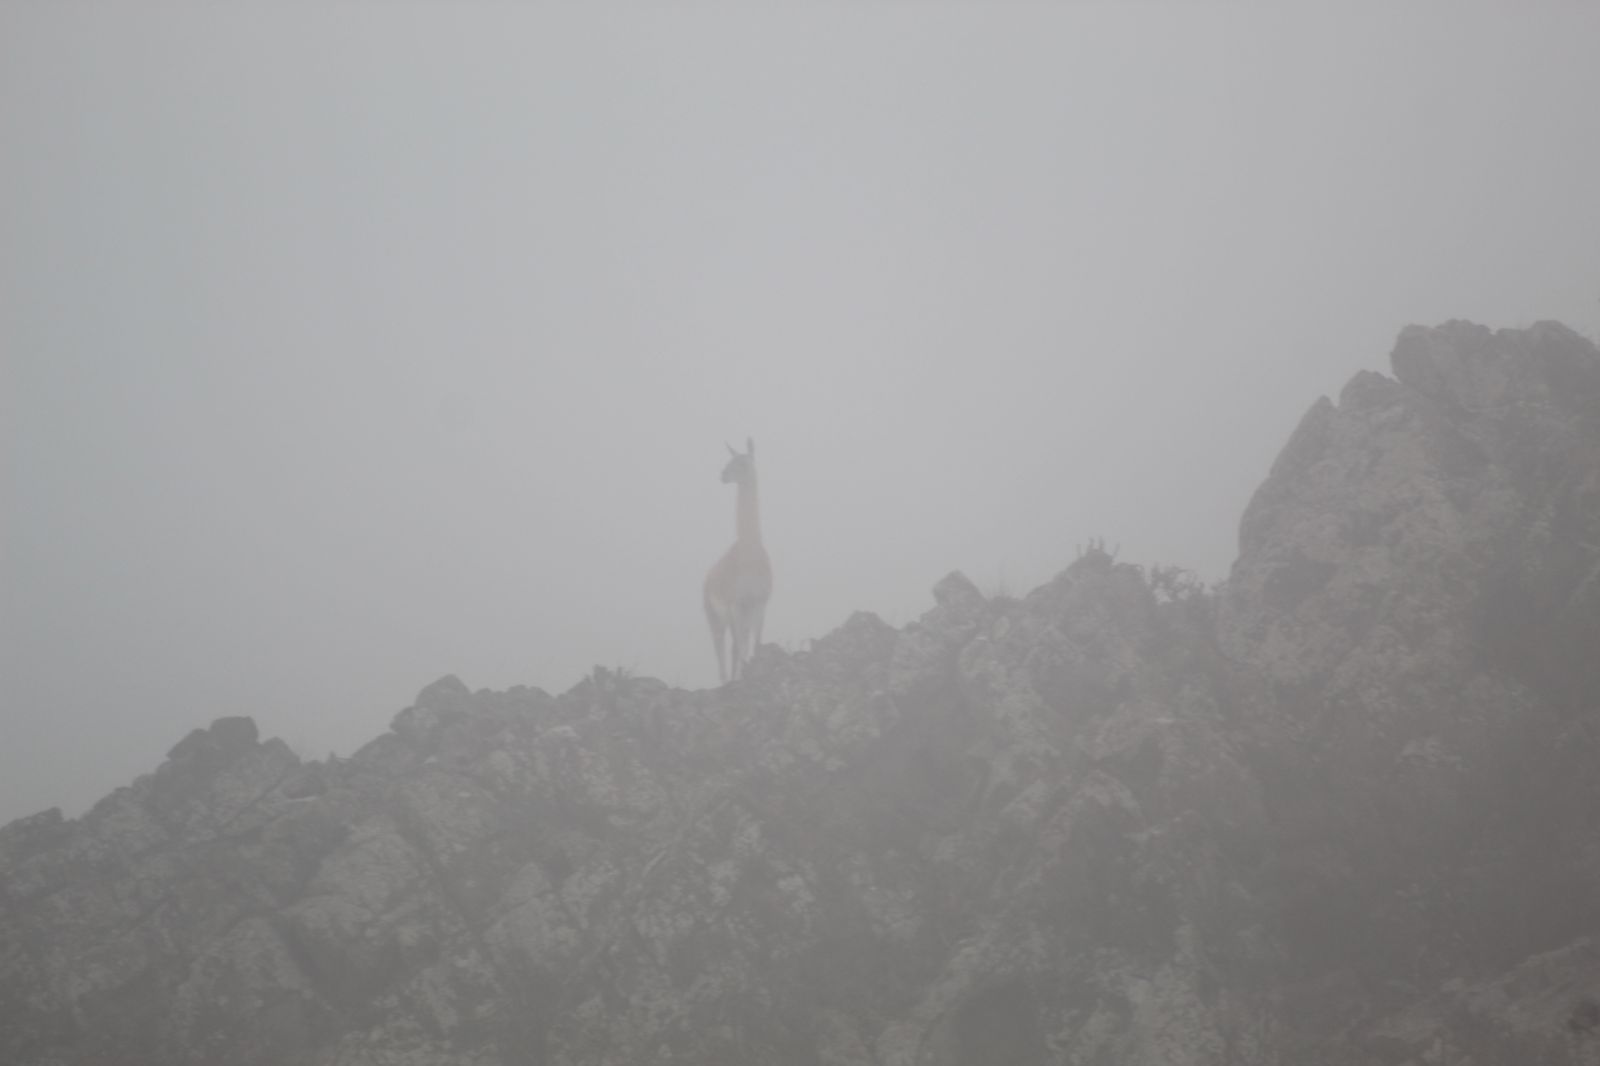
[4,5,1599,825]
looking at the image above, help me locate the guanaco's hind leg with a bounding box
[729,616,748,681]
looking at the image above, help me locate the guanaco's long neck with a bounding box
[735,478,762,546]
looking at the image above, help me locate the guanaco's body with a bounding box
[703,439,771,683]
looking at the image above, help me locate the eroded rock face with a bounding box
[1220,322,1600,998]
[4,321,1599,1065]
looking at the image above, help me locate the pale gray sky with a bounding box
[3,5,1598,824]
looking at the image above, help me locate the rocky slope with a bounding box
[4,320,1600,1065]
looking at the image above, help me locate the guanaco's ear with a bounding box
[746,437,755,458]
[726,441,738,457]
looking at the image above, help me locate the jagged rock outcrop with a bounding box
[3,321,1599,1064]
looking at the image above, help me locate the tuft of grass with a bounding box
[1143,563,1216,609]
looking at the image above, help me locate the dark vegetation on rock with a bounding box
[4,321,1600,1064]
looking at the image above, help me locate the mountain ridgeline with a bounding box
[4,320,1600,1065]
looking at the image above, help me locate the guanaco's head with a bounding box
[720,438,757,486]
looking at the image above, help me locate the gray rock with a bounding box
[5,320,1600,1064]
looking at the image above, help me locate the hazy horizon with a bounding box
[4,5,1599,825]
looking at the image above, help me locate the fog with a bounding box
[3,5,1598,825]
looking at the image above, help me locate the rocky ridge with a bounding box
[3,320,1599,1064]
